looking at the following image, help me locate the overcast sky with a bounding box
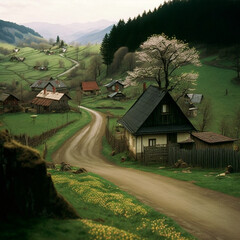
[0,0,165,25]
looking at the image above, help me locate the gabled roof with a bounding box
[118,85,195,135]
[104,80,124,88]
[30,79,67,89]
[119,86,164,134]
[187,94,203,104]
[0,93,19,102]
[192,132,236,144]
[82,81,99,91]
[36,90,71,101]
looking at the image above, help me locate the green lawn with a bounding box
[0,170,195,240]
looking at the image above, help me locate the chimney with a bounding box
[44,88,46,95]
[115,84,119,92]
[53,86,56,93]
[143,82,146,92]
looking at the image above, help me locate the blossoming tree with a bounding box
[125,34,201,98]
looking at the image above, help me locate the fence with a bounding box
[143,145,168,165]
[168,147,240,171]
[14,120,77,147]
[105,126,128,154]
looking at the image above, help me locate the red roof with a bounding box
[82,81,99,91]
[32,98,53,106]
[192,132,236,144]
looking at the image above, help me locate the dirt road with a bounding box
[53,107,240,240]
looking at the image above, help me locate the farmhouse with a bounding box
[81,81,100,95]
[31,89,71,113]
[191,132,236,150]
[0,93,20,113]
[118,85,196,160]
[30,79,67,93]
[108,91,126,100]
[104,80,124,92]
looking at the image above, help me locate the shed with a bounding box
[191,132,236,149]
[0,93,20,112]
[81,81,100,95]
[186,94,203,104]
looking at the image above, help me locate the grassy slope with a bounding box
[0,43,74,87]
[0,170,195,240]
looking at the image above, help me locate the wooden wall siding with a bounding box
[143,146,168,165]
[193,138,234,150]
[168,147,240,171]
[142,94,188,127]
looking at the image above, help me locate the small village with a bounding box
[1,1,240,240]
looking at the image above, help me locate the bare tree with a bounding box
[219,117,231,136]
[110,47,128,73]
[122,52,136,72]
[88,55,102,80]
[59,59,65,68]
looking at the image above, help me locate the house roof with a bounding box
[36,90,71,101]
[31,98,53,106]
[187,94,203,104]
[30,79,67,90]
[108,92,125,98]
[0,93,19,102]
[104,80,124,88]
[82,81,99,91]
[192,132,236,144]
[118,85,195,135]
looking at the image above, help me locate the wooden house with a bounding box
[118,85,196,160]
[191,132,236,150]
[108,91,126,100]
[185,94,203,104]
[0,93,20,113]
[30,79,67,93]
[81,81,100,95]
[104,80,124,92]
[31,89,71,113]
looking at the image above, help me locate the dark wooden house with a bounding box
[191,132,236,150]
[118,85,196,160]
[31,89,71,113]
[0,93,20,113]
[30,79,67,93]
[104,80,124,92]
[81,81,100,95]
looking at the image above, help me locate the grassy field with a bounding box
[0,43,74,87]
[102,137,240,198]
[0,169,195,240]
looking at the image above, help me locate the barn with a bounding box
[81,81,100,95]
[104,80,124,92]
[0,93,20,113]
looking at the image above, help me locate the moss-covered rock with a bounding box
[0,130,79,220]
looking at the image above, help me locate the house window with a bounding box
[149,139,156,146]
[162,104,169,114]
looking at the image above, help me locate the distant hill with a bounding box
[75,25,113,44]
[0,19,43,44]
[25,20,116,43]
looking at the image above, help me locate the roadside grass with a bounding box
[102,137,240,198]
[0,170,195,240]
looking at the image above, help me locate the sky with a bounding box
[0,0,165,25]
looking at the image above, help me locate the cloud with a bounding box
[0,0,164,24]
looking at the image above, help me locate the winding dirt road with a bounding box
[53,107,240,240]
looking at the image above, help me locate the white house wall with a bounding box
[177,133,190,142]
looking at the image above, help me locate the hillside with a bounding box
[101,0,240,62]
[76,25,113,44]
[0,19,43,44]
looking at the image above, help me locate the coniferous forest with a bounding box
[101,0,240,66]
